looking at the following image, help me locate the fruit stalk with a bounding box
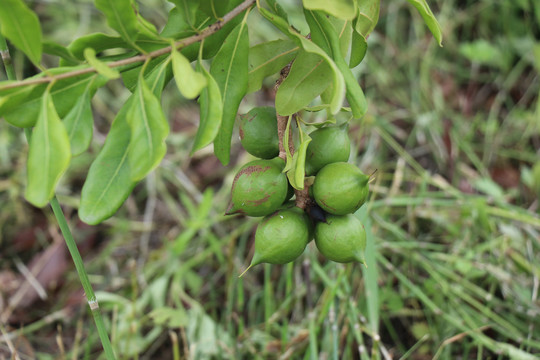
[274,62,310,209]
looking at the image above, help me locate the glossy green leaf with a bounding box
[63,76,107,156]
[405,0,443,47]
[350,31,368,68]
[309,11,367,118]
[25,91,71,207]
[42,41,81,66]
[276,50,332,116]
[192,60,223,153]
[94,0,139,46]
[211,19,249,165]
[0,0,42,65]
[127,75,169,181]
[302,0,357,20]
[247,39,298,93]
[259,7,345,115]
[356,0,380,36]
[0,70,104,128]
[172,48,207,99]
[79,60,169,225]
[84,48,120,79]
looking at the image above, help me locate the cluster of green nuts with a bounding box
[227,107,370,274]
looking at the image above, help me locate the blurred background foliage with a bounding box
[0,0,539,359]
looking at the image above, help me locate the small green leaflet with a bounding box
[127,74,170,181]
[259,7,345,115]
[79,59,169,225]
[405,0,443,47]
[84,48,120,79]
[211,19,249,166]
[192,60,223,153]
[93,0,140,48]
[42,41,81,66]
[25,91,71,208]
[0,0,42,66]
[302,0,357,20]
[247,39,298,94]
[172,47,207,99]
[287,135,311,190]
[276,50,332,116]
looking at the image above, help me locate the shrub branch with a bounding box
[0,0,257,91]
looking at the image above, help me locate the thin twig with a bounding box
[0,0,256,91]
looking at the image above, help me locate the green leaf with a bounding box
[0,0,42,65]
[247,39,298,94]
[79,59,169,225]
[302,0,357,20]
[259,7,345,115]
[265,0,290,21]
[25,91,71,207]
[160,6,198,39]
[286,134,311,190]
[276,50,332,116]
[42,41,81,66]
[65,33,129,62]
[211,20,249,165]
[405,0,443,47]
[0,69,105,128]
[127,74,170,181]
[149,307,188,328]
[63,76,107,156]
[94,0,140,46]
[84,48,120,79]
[356,0,380,36]
[166,0,199,28]
[349,31,367,68]
[308,11,367,118]
[172,48,207,99]
[192,60,223,153]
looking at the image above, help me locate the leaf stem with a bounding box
[0,30,117,360]
[0,0,257,91]
[50,197,117,360]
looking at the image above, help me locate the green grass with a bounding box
[1,0,539,359]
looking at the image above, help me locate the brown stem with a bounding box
[0,0,256,91]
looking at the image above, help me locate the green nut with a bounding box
[305,124,351,175]
[226,158,288,217]
[239,106,279,159]
[315,214,366,264]
[241,207,311,275]
[313,162,369,215]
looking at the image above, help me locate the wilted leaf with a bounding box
[25,91,71,207]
